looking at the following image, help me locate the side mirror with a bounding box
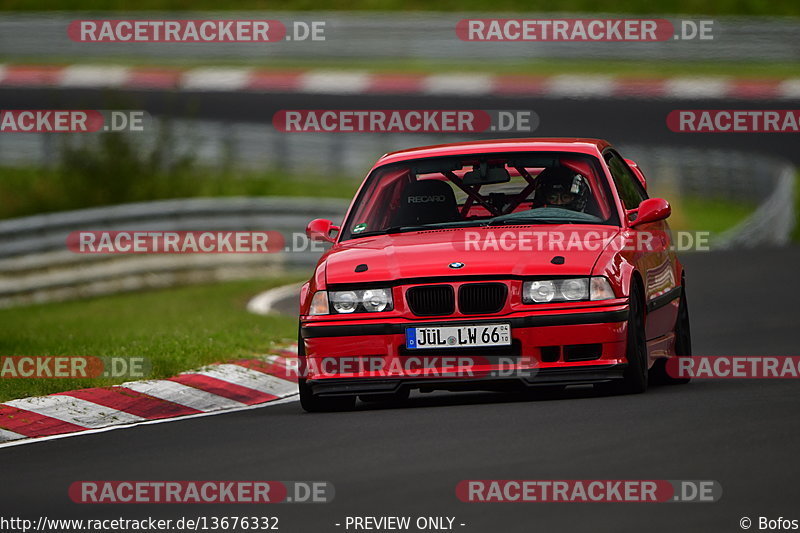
[306,218,339,243]
[629,198,671,227]
[625,159,648,191]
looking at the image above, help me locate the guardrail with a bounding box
[1,13,798,62]
[717,165,796,248]
[0,197,349,308]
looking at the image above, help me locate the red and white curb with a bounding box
[0,347,299,447]
[1,64,798,100]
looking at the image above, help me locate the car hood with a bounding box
[323,226,619,284]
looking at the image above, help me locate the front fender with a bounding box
[591,232,638,299]
[299,261,328,315]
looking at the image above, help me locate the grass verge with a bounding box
[0,277,303,402]
[673,196,756,234]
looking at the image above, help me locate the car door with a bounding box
[604,150,679,342]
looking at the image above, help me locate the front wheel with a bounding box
[597,283,648,395]
[297,328,356,412]
[652,285,692,385]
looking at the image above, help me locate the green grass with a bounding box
[0,165,358,220]
[2,0,798,16]
[0,277,303,402]
[674,196,756,234]
[4,56,798,80]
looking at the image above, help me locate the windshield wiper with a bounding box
[486,218,574,226]
[352,221,488,238]
[352,225,428,238]
[385,225,427,234]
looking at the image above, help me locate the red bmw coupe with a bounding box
[298,138,691,411]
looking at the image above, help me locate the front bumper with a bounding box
[306,364,626,397]
[300,304,629,394]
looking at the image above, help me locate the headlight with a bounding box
[361,288,391,312]
[522,277,615,304]
[524,280,557,303]
[330,290,358,313]
[320,288,394,314]
[561,278,589,301]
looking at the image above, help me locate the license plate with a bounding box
[406,323,511,350]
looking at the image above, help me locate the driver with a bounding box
[533,167,591,212]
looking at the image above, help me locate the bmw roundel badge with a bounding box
[449,262,465,269]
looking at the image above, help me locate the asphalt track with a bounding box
[2,247,799,532]
[2,87,799,164]
[3,86,799,531]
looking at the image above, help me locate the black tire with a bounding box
[297,328,355,412]
[652,284,692,385]
[597,283,648,395]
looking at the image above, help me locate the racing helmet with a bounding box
[534,166,592,212]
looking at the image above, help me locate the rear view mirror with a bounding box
[463,162,511,185]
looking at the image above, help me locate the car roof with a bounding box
[375,138,612,167]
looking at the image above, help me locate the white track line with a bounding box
[663,77,731,99]
[181,67,253,91]
[247,282,303,315]
[423,73,492,96]
[778,79,800,99]
[301,71,371,94]
[4,395,144,428]
[0,428,26,441]
[196,364,297,397]
[547,75,617,98]
[264,354,300,374]
[0,395,298,450]
[121,380,247,411]
[59,65,130,88]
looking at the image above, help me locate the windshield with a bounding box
[340,151,619,241]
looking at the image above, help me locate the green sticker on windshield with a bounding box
[353,223,367,233]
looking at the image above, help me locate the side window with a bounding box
[605,152,647,210]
